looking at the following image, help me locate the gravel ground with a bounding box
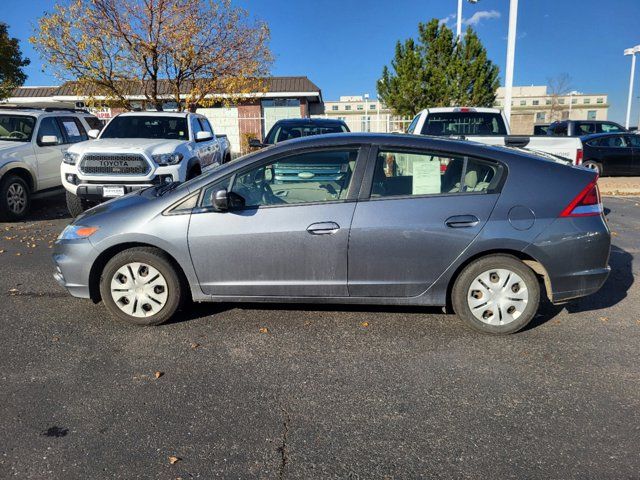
[0,193,638,479]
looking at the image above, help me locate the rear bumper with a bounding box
[550,266,611,303]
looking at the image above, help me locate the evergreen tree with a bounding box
[0,23,30,101]
[378,19,500,115]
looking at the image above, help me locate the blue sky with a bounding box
[4,0,640,123]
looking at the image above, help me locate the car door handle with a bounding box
[307,222,340,235]
[445,215,480,228]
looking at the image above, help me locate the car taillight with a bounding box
[576,148,583,165]
[559,176,602,217]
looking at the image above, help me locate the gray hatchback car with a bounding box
[53,133,611,334]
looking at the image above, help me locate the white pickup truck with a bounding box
[407,107,583,165]
[61,111,230,216]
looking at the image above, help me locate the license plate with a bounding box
[103,186,125,197]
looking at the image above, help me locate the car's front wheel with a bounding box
[99,247,184,326]
[452,254,540,334]
[0,174,31,221]
[65,191,90,217]
[583,160,602,175]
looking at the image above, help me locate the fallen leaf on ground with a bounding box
[259,327,269,334]
[611,232,618,237]
[8,288,19,295]
[154,371,164,379]
[599,316,609,322]
[360,321,369,328]
[190,342,200,350]
[15,253,21,256]
[168,455,180,464]
[52,336,60,342]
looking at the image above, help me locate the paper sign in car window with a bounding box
[62,121,81,137]
[411,154,441,195]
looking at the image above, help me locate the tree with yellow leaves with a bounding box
[31,0,272,111]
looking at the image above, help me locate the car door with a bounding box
[199,117,219,165]
[598,135,632,175]
[348,147,503,297]
[626,135,640,174]
[187,146,366,297]
[33,116,67,190]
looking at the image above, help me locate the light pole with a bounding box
[456,0,479,39]
[502,0,518,128]
[624,45,640,129]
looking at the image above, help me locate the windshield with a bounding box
[420,112,508,136]
[266,123,348,144]
[0,115,36,142]
[100,116,189,140]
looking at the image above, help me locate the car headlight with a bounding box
[63,151,80,165]
[152,152,183,165]
[58,225,99,240]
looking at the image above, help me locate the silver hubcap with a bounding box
[110,262,168,318]
[585,163,598,171]
[6,183,27,214]
[467,268,529,325]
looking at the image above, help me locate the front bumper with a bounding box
[52,238,100,299]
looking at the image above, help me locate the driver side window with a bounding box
[230,149,359,208]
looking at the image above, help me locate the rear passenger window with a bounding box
[371,150,502,198]
[59,118,88,143]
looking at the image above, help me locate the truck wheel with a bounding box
[583,160,602,176]
[224,153,231,164]
[0,174,31,221]
[99,247,184,326]
[66,191,90,217]
[452,254,540,335]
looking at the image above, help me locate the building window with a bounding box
[584,98,591,104]
[345,105,351,111]
[357,104,364,111]
[535,112,546,122]
[520,100,526,106]
[571,98,577,104]
[545,99,552,105]
[587,110,597,120]
[331,105,339,111]
[558,98,565,104]
[597,98,604,104]
[370,104,376,110]
[532,100,539,106]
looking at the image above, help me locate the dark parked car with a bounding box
[250,118,349,148]
[581,132,640,175]
[547,120,626,137]
[54,133,610,335]
[533,124,550,135]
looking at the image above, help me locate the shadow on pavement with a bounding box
[26,191,71,222]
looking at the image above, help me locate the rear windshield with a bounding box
[266,123,348,144]
[100,116,188,140]
[420,112,507,136]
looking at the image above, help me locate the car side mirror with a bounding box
[249,138,264,149]
[196,131,213,142]
[87,129,100,139]
[212,189,229,211]
[39,135,59,146]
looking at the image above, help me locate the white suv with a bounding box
[0,108,102,221]
[61,111,230,216]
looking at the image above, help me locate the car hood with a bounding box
[69,138,186,156]
[74,188,160,225]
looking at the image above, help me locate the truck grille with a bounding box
[79,154,150,175]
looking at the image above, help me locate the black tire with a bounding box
[583,160,602,176]
[451,254,540,335]
[224,153,231,164]
[186,166,201,180]
[66,191,90,217]
[99,247,184,326]
[0,174,31,221]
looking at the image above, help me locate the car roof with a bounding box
[272,117,347,125]
[118,111,191,118]
[0,108,94,118]
[552,120,620,125]
[419,107,503,114]
[580,132,628,141]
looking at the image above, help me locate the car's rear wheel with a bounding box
[452,254,540,334]
[65,191,90,217]
[0,174,31,221]
[99,247,183,326]
[583,160,602,175]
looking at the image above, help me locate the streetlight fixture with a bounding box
[457,0,479,39]
[624,45,640,129]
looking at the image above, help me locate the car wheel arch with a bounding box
[445,248,552,311]
[88,242,192,303]
[0,166,36,192]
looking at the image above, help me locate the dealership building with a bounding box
[4,77,323,154]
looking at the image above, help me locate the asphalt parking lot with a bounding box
[1,192,639,479]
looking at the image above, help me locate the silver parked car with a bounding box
[53,133,611,334]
